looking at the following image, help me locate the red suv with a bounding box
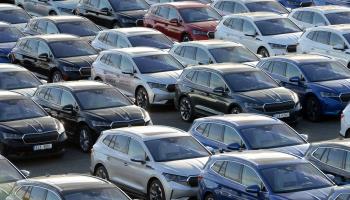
[144,2,221,42]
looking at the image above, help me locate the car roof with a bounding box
[42,80,110,91]
[101,27,163,37]
[263,54,332,64]
[227,12,283,21]
[22,34,79,42]
[0,4,21,11]
[307,24,350,34]
[103,125,189,141]
[103,47,167,57]
[155,1,208,8]
[0,64,28,72]
[189,63,258,74]
[34,16,87,23]
[181,39,243,49]
[312,138,350,150]
[293,5,350,14]
[0,90,26,100]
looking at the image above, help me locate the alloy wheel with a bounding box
[180,98,193,121]
[149,182,164,200]
[79,129,91,152]
[230,106,241,114]
[95,166,108,180]
[136,88,149,109]
[258,48,270,57]
[306,97,320,121]
[52,71,63,83]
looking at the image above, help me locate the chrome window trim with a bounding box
[186,69,232,93]
[311,146,350,172]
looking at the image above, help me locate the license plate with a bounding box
[33,144,52,151]
[273,112,290,119]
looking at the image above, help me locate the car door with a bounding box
[96,0,114,28]
[284,63,308,98]
[36,0,51,16]
[240,20,259,52]
[42,87,63,119]
[329,33,349,63]
[104,54,122,87]
[223,18,245,45]
[207,72,231,114]
[84,0,100,25]
[240,165,266,200]
[119,56,138,97]
[153,6,170,37]
[20,39,39,73]
[177,46,197,66]
[166,7,184,41]
[190,70,214,115]
[310,31,331,55]
[195,47,212,65]
[58,90,79,135]
[35,40,53,78]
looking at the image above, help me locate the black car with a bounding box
[0,91,67,158]
[23,16,101,42]
[9,34,98,82]
[175,63,301,122]
[75,0,149,28]
[32,81,152,152]
[305,139,350,185]
[6,174,131,200]
[0,64,43,96]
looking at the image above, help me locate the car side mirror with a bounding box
[246,185,261,193]
[169,18,179,24]
[300,134,308,141]
[38,53,49,61]
[21,170,30,178]
[289,76,300,83]
[327,174,335,181]
[100,7,111,14]
[131,156,146,164]
[245,30,257,37]
[62,104,74,112]
[227,143,242,151]
[213,87,226,95]
[333,44,346,51]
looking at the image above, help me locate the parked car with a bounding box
[0,91,67,157]
[143,2,222,42]
[9,34,98,82]
[257,54,350,121]
[0,22,24,63]
[32,81,152,152]
[91,27,174,51]
[215,12,302,57]
[298,25,350,68]
[314,0,350,7]
[23,16,101,42]
[5,174,131,200]
[91,47,184,109]
[0,64,42,96]
[91,125,211,200]
[169,39,259,67]
[15,0,78,16]
[211,0,289,16]
[289,6,350,30]
[0,4,31,30]
[279,0,314,8]
[341,103,350,137]
[75,0,149,28]
[175,63,301,122]
[146,0,212,5]
[199,150,339,200]
[189,113,309,156]
[305,139,350,185]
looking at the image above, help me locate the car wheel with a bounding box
[306,96,321,122]
[95,165,109,180]
[179,96,194,122]
[182,33,191,42]
[9,54,18,64]
[230,106,241,114]
[51,70,64,83]
[345,129,350,138]
[258,47,270,57]
[205,193,215,200]
[136,87,150,109]
[79,125,94,153]
[148,179,165,200]
[49,11,57,16]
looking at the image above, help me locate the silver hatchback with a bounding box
[91,126,211,200]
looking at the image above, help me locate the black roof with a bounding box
[41,80,111,91]
[190,63,258,74]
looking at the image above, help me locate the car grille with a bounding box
[341,93,350,102]
[287,45,297,53]
[264,101,295,112]
[187,176,199,187]
[167,84,175,92]
[22,131,59,144]
[110,119,146,128]
[79,67,91,76]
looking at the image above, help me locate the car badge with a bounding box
[37,129,43,132]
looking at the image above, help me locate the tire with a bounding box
[147,179,166,200]
[9,54,18,64]
[182,33,191,42]
[179,96,195,122]
[49,11,57,16]
[258,47,270,57]
[345,129,350,138]
[229,106,242,114]
[305,96,322,122]
[135,87,150,110]
[94,165,109,180]
[51,70,64,83]
[79,125,94,153]
[205,193,215,200]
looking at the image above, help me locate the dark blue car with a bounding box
[189,114,309,157]
[199,150,341,200]
[278,0,313,9]
[0,22,24,63]
[257,54,350,122]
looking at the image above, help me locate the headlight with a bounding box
[320,92,339,98]
[2,132,21,140]
[244,102,263,109]
[142,110,152,123]
[63,65,79,71]
[91,120,110,127]
[291,92,299,102]
[268,43,287,49]
[55,120,65,134]
[192,29,207,35]
[148,82,167,91]
[120,17,135,24]
[163,173,188,184]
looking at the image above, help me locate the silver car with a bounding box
[91,125,211,200]
[91,47,184,109]
[16,0,78,16]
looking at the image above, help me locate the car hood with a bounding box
[158,157,209,176]
[261,32,302,45]
[54,0,78,9]
[310,79,350,94]
[238,87,294,104]
[0,42,16,55]
[119,10,147,20]
[187,20,219,32]
[0,116,57,135]
[272,143,310,157]
[58,55,97,68]
[85,105,145,122]
[10,87,37,97]
[272,186,337,200]
[140,70,182,85]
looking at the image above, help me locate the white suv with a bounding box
[297,25,350,67]
[15,0,78,16]
[215,12,302,57]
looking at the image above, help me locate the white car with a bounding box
[341,104,350,138]
[215,12,302,57]
[15,0,78,16]
[0,4,31,30]
[298,25,350,67]
[289,5,350,30]
[91,27,174,51]
[169,39,259,67]
[91,47,184,109]
[211,0,289,16]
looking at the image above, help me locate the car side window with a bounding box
[196,123,207,134]
[15,186,29,199]
[60,91,77,107]
[116,37,129,48]
[29,186,47,200]
[286,64,302,79]
[224,161,243,183]
[36,20,48,33]
[157,6,170,18]
[306,31,316,40]
[120,57,134,73]
[209,73,226,89]
[168,7,178,20]
[103,135,114,147]
[231,18,243,31]
[128,139,146,159]
[183,46,196,60]
[300,11,314,24]
[222,1,236,13]
[46,22,59,34]
[234,3,246,13]
[313,13,326,25]
[23,39,39,55]
[330,33,345,47]
[88,0,99,7]
[211,160,224,173]
[46,191,61,200]
[326,148,346,169]
[271,61,287,76]
[174,46,183,55]
[196,48,210,64]
[260,61,272,72]
[37,87,49,99]
[37,41,52,57]
[110,54,122,69]
[45,88,62,105]
[112,135,130,154]
[292,11,301,20]
[195,71,210,87]
[315,31,330,45]
[242,20,255,34]
[106,33,118,47]
[98,0,112,10]
[98,32,108,42]
[241,166,263,188]
[207,123,224,142]
[345,152,350,171]
[312,147,326,160]
[223,126,242,145]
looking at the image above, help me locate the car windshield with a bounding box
[240,124,306,149]
[64,187,129,200]
[0,9,30,24]
[255,18,301,36]
[224,71,279,92]
[49,40,97,58]
[261,163,333,193]
[209,46,259,63]
[128,34,173,49]
[57,21,100,37]
[0,159,23,184]
[0,99,47,122]
[246,1,288,14]
[133,54,184,74]
[0,71,41,90]
[343,33,350,44]
[299,61,350,82]
[179,7,221,23]
[145,136,210,162]
[75,88,131,110]
[0,27,23,43]
[109,0,149,11]
[326,12,350,25]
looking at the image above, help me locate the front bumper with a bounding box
[319,97,346,116]
[164,181,198,200]
[149,88,175,105]
[243,106,301,123]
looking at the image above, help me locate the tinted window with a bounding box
[128,34,173,49]
[133,54,184,74]
[300,11,314,23]
[183,46,196,59]
[224,161,242,182]
[196,123,207,134]
[46,88,62,104]
[0,71,41,90]
[46,22,58,34]
[23,39,39,54]
[241,166,262,187]
[299,61,350,82]
[113,135,130,154]
[57,20,100,37]
[223,126,242,145]
[108,0,149,12]
[272,62,287,76]
[207,123,224,142]
[286,64,302,79]
[168,8,178,20]
[196,48,210,64]
[29,187,47,200]
[326,12,350,25]
[195,71,210,86]
[246,1,288,14]
[49,40,97,58]
[209,46,259,63]
[211,161,224,173]
[327,148,345,169]
[312,147,326,160]
[179,7,221,23]
[0,27,23,43]
[255,18,301,36]
[60,91,76,107]
[37,41,51,56]
[330,33,345,46]
[315,31,330,45]
[0,9,30,24]
[128,139,146,159]
[209,73,226,89]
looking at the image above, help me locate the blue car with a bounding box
[189,114,309,157]
[257,54,350,122]
[278,0,313,9]
[199,150,341,200]
[0,22,24,63]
